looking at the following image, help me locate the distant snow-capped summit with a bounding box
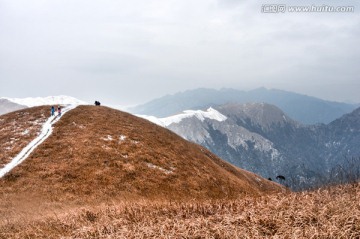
[3,95,88,107]
[139,107,227,127]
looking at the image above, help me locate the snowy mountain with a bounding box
[130,88,357,124]
[3,95,88,107]
[140,103,360,190]
[140,107,227,127]
[0,99,27,115]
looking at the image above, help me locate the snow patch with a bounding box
[102,135,113,141]
[137,115,166,127]
[139,107,227,127]
[102,145,111,150]
[72,122,85,129]
[146,163,173,174]
[131,140,140,145]
[119,135,127,141]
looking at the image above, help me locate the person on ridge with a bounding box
[58,106,62,116]
[51,106,55,116]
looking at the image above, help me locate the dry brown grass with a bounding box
[0,106,359,238]
[0,106,282,205]
[0,106,290,238]
[0,106,49,167]
[0,182,358,238]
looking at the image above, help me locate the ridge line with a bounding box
[0,105,78,178]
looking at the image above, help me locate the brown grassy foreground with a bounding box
[1,106,358,238]
[0,182,359,238]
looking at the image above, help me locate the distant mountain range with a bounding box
[0,99,27,115]
[142,103,360,190]
[3,95,87,107]
[130,88,358,125]
[0,96,87,115]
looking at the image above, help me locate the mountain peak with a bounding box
[329,106,360,133]
[216,102,298,129]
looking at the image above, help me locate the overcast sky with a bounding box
[1,0,359,106]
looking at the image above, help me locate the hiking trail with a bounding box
[0,105,78,178]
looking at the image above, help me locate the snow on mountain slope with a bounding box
[3,95,88,107]
[140,103,360,190]
[138,106,278,152]
[139,107,227,127]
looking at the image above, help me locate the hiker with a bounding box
[51,106,55,116]
[58,106,62,116]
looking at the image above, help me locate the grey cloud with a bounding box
[0,0,359,105]
[71,53,148,75]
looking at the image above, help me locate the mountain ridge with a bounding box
[130,88,357,124]
[141,103,360,189]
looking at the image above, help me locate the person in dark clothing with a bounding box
[58,106,61,116]
[51,106,55,116]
